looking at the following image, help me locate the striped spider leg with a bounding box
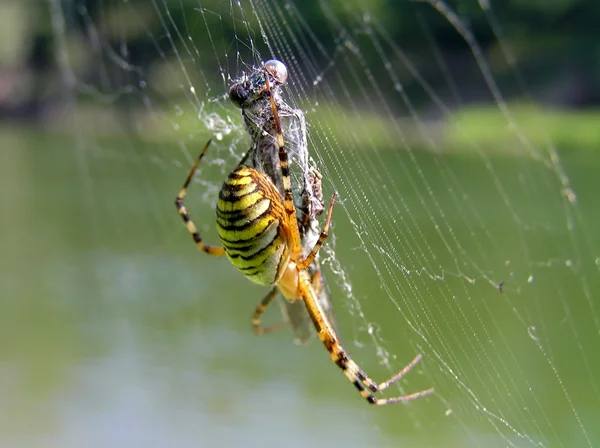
[259,68,435,405]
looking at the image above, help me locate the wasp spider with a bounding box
[175,60,434,405]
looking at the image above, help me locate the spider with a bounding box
[229,60,332,345]
[175,60,434,405]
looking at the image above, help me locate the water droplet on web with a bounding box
[528,326,539,342]
[215,132,223,141]
[527,275,534,284]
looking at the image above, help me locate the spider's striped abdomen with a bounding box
[216,166,290,285]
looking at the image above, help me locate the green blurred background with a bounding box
[1,1,600,447]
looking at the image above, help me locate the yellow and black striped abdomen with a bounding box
[216,166,290,286]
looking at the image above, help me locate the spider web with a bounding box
[7,0,599,446]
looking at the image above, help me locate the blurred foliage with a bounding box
[2,0,600,122]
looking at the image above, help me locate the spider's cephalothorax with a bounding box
[175,60,434,405]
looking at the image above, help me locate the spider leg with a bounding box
[296,192,336,270]
[263,63,433,405]
[252,286,289,335]
[175,139,226,256]
[298,271,434,405]
[264,74,304,259]
[264,72,334,268]
[312,269,322,293]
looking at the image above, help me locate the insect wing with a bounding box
[278,298,313,345]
